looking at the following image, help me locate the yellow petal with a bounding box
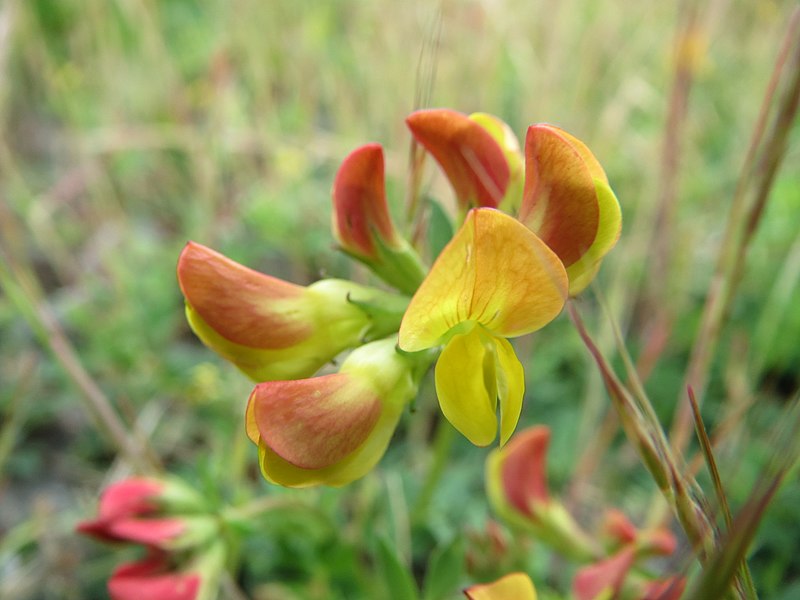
[464,572,538,600]
[494,337,525,445]
[435,327,498,446]
[398,208,567,352]
[565,180,622,295]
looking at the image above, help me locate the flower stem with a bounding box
[412,416,457,523]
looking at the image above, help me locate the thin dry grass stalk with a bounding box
[672,8,800,453]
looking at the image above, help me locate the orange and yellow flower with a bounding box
[408,109,621,295]
[245,338,430,487]
[518,124,621,295]
[177,241,407,382]
[398,208,568,446]
[332,143,427,294]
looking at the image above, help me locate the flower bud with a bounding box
[77,477,213,551]
[332,143,426,294]
[245,337,432,487]
[572,547,636,600]
[177,242,408,381]
[519,124,621,295]
[108,541,225,600]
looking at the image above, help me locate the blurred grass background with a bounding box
[1,0,799,598]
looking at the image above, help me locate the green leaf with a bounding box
[375,535,419,600]
[422,535,465,600]
[427,198,454,260]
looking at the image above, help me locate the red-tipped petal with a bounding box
[499,426,550,517]
[520,125,600,268]
[407,109,510,208]
[109,552,201,600]
[573,547,636,600]
[177,242,310,349]
[332,143,399,258]
[250,374,382,470]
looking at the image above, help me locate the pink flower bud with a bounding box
[109,551,201,600]
[77,478,187,549]
[573,547,636,600]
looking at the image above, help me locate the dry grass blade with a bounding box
[688,386,757,599]
[672,7,800,452]
[407,6,442,240]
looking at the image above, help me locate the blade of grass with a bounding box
[673,7,800,452]
[688,387,758,599]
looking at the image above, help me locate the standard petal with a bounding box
[464,572,538,600]
[177,242,310,349]
[332,143,400,258]
[435,327,498,446]
[406,109,510,209]
[249,374,382,470]
[519,125,600,269]
[493,337,525,445]
[399,208,567,351]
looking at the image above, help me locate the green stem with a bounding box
[412,416,457,522]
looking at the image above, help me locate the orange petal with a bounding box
[398,208,567,351]
[496,426,550,518]
[249,374,382,470]
[177,242,309,349]
[573,547,636,600]
[464,572,537,600]
[601,509,638,546]
[406,109,510,209]
[519,125,600,268]
[332,143,401,259]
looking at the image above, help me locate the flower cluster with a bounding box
[486,425,685,600]
[176,108,621,487]
[76,477,225,600]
